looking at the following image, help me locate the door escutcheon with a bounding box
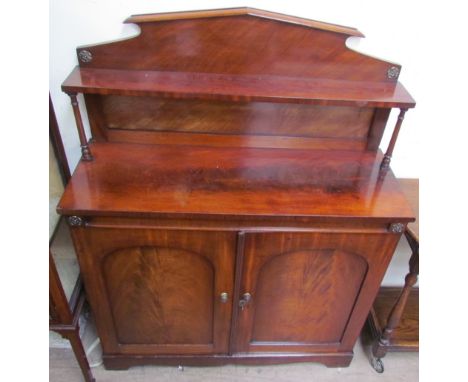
[239,292,252,310]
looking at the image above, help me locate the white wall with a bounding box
[50,0,422,285]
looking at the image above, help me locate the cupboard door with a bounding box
[72,227,236,355]
[233,231,400,354]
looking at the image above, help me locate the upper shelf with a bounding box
[62,67,415,108]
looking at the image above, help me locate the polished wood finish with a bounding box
[58,142,413,221]
[103,352,353,369]
[381,109,408,169]
[50,254,94,382]
[125,7,364,37]
[100,96,374,139]
[49,251,74,324]
[366,108,391,151]
[104,129,368,151]
[69,94,93,161]
[63,68,415,108]
[234,232,400,355]
[105,247,215,345]
[71,228,236,356]
[77,8,397,83]
[59,8,416,370]
[62,7,416,161]
[399,179,419,241]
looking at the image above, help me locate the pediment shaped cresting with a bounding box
[76,7,401,82]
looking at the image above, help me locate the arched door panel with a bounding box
[103,246,214,345]
[252,249,367,343]
[234,231,397,354]
[73,228,236,355]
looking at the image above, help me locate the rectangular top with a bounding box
[57,142,414,221]
[62,67,416,108]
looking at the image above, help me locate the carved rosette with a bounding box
[68,216,84,227]
[388,223,405,233]
[387,66,400,79]
[380,155,391,171]
[78,50,93,63]
[80,145,94,161]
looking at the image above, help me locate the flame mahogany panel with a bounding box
[233,231,400,354]
[103,246,214,345]
[72,227,237,355]
[251,249,368,343]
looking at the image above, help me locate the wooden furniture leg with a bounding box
[68,93,93,161]
[50,250,96,382]
[371,231,419,373]
[65,327,96,382]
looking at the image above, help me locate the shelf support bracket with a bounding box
[68,93,93,161]
[380,108,408,171]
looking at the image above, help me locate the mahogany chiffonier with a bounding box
[57,8,416,370]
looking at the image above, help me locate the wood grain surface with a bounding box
[100,96,374,139]
[72,228,236,355]
[75,11,398,83]
[251,249,367,343]
[369,287,419,349]
[104,246,214,344]
[125,7,364,37]
[63,68,415,108]
[399,179,419,240]
[58,8,416,370]
[233,231,401,354]
[58,142,414,221]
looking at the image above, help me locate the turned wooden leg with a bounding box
[371,233,419,372]
[380,108,408,170]
[68,93,93,161]
[65,328,96,382]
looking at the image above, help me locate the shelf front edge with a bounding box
[61,67,416,108]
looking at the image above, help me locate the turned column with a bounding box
[380,108,408,170]
[68,93,93,161]
[372,236,419,359]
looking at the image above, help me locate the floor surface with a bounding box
[50,337,418,382]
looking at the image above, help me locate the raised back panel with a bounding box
[88,95,375,148]
[79,9,398,82]
[78,8,399,150]
[101,96,374,138]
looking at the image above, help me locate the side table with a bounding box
[368,178,419,373]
